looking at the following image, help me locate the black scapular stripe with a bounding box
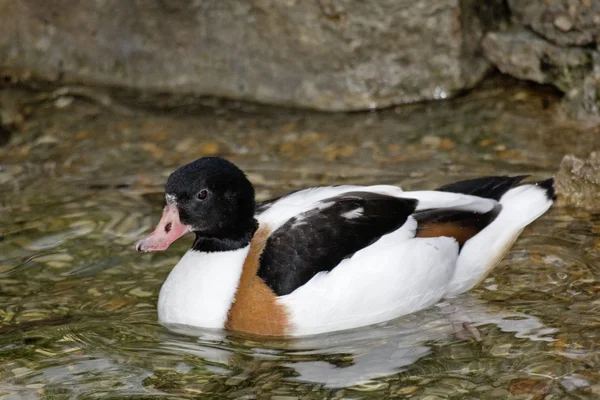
[257,192,418,296]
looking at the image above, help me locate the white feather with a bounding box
[158,247,249,329]
[400,190,497,213]
[341,207,364,219]
[291,215,308,228]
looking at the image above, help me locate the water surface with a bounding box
[1,78,599,399]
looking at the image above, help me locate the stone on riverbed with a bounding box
[555,153,600,210]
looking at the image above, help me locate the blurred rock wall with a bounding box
[0,0,505,111]
[482,0,600,118]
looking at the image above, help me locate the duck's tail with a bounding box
[443,177,555,297]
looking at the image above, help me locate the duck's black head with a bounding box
[135,157,258,253]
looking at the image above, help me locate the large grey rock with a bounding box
[0,0,505,111]
[509,0,600,47]
[482,28,594,92]
[556,153,600,210]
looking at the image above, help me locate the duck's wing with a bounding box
[255,176,529,297]
[257,191,418,296]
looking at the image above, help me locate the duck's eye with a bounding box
[197,189,208,200]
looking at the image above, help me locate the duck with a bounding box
[134,157,555,337]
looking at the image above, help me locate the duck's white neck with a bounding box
[157,247,249,329]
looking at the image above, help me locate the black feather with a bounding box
[436,176,527,200]
[535,178,556,201]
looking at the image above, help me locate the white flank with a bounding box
[157,247,249,329]
[278,218,460,336]
[445,184,553,297]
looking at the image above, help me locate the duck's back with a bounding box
[246,177,554,336]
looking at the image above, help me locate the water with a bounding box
[1,77,599,399]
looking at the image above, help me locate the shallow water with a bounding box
[1,77,599,399]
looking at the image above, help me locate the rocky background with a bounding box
[1,0,506,111]
[483,0,600,119]
[1,0,600,117]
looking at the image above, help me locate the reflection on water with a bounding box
[1,78,599,398]
[165,295,556,389]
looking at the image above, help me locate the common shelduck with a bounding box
[135,157,555,337]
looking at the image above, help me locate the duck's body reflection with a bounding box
[160,294,556,388]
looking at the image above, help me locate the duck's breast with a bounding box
[158,247,249,329]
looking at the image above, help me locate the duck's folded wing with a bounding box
[257,192,418,296]
[257,182,516,297]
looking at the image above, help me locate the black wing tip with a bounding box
[437,175,529,201]
[535,178,556,201]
